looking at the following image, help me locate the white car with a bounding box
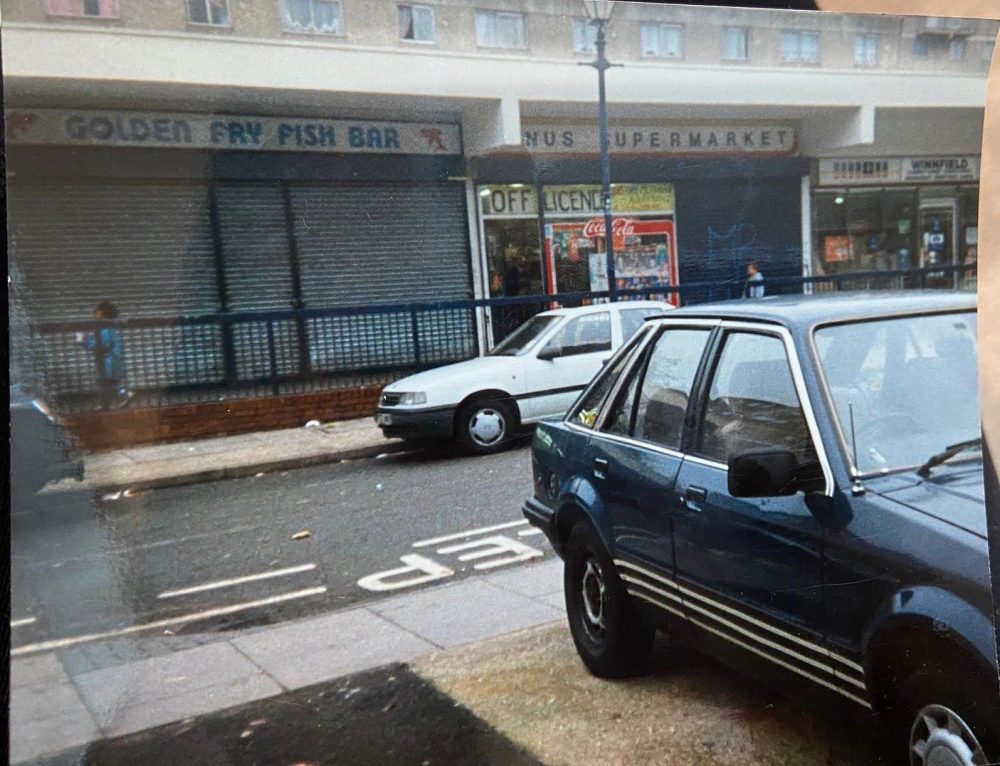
[375,300,671,454]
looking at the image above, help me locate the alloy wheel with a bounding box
[910,704,988,766]
[580,556,607,643]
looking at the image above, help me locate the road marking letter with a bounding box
[437,535,544,571]
[356,554,454,592]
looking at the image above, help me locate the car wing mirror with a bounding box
[537,345,561,361]
[728,450,825,497]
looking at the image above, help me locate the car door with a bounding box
[671,328,851,698]
[587,324,714,592]
[522,311,615,421]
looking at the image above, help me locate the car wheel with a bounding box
[455,397,514,455]
[900,664,999,766]
[563,523,655,678]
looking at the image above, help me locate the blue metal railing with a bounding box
[23,263,976,412]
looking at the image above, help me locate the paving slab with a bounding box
[11,652,69,689]
[370,578,563,649]
[231,607,435,689]
[72,641,282,738]
[483,559,562,599]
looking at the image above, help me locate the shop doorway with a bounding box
[918,201,958,288]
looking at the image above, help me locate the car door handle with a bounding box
[593,458,610,479]
[683,486,708,512]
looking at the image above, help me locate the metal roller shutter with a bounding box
[289,182,475,371]
[7,180,219,322]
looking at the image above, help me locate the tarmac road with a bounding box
[11,441,544,657]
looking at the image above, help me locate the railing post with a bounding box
[265,319,279,396]
[410,308,421,367]
[220,317,238,386]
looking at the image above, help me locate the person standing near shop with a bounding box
[76,301,131,409]
[743,260,765,298]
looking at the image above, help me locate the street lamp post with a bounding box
[582,0,619,301]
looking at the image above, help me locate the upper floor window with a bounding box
[781,30,819,63]
[641,23,683,58]
[855,33,879,66]
[949,38,967,60]
[283,0,342,34]
[723,26,748,61]
[399,4,434,42]
[572,17,598,54]
[187,0,229,26]
[43,0,118,17]
[475,10,525,49]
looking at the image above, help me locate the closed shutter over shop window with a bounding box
[8,181,218,322]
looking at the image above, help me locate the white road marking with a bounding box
[412,520,528,548]
[437,535,544,571]
[11,586,328,657]
[157,563,318,599]
[517,528,544,537]
[11,617,37,628]
[356,554,454,592]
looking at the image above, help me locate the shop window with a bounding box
[781,30,819,63]
[399,4,434,43]
[949,38,967,60]
[882,190,917,270]
[641,23,683,58]
[188,0,229,26]
[475,10,525,48]
[572,17,598,54]
[959,186,979,281]
[855,33,879,66]
[283,0,342,34]
[43,0,118,17]
[723,27,749,61]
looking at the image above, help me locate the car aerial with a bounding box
[375,300,670,454]
[522,291,995,765]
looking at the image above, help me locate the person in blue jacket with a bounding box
[77,301,131,409]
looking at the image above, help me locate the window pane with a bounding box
[781,31,798,61]
[313,0,340,32]
[542,313,612,356]
[665,26,681,57]
[413,6,433,40]
[187,0,208,23]
[950,39,967,60]
[641,24,657,55]
[475,12,495,46]
[631,329,710,448]
[913,37,929,57]
[724,27,747,59]
[496,13,522,47]
[604,357,644,436]
[621,308,659,340]
[699,333,814,464]
[209,0,228,25]
[398,5,414,38]
[571,329,647,429]
[801,32,818,61]
[984,41,996,62]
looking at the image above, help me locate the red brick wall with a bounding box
[59,386,382,452]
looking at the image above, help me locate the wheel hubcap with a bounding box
[468,408,504,446]
[910,705,987,766]
[580,557,606,641]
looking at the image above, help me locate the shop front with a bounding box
[471,120,809,339]
[812,155,979,289]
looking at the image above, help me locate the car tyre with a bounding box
[455,397,515,456]
[899,660,999,766]
[564,523,655,678]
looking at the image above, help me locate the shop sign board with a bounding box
[5,108,463,156]
[521,124,797,156]
[818,156,979,186]
[480,183,675,218]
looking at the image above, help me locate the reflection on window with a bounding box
[399,4,435,42]
[949,38,967,60]
[781,30,819,63]
[188,0,230,25]
[699,333,814,463]
[621,308,660,341]
[283,0,342,33]
[475,10,525,48]
[630,329,709,448]
[723,27,748,61]
[913,37,930,57]
[641,23,683,58]
[540,313,612,358]
[44,0,118,17]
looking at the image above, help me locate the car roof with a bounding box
[540,300,671,318]
[646,290,976,328]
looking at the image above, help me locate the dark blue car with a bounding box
[523,291,995,765]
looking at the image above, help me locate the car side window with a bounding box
[628,329,711,447]
[570,327,648,429]
[697,332,817,464]
[620,308,660,341]
[539,312,611,358]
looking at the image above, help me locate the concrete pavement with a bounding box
[48,416,406,494]
[10,559,564,764]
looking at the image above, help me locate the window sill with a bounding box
[44,13,121,22]
[476,43,528,52]
[186,21,233,30]
[282,27,345,37]
[400,37,437,45]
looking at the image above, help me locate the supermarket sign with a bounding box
[818,156,979,186]
[5,108,462,155]
[522,123,797,156]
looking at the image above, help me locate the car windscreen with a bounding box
[490,315,561,356]
[814,311,979,475]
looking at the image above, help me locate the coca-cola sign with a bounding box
[582,217,637,238]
